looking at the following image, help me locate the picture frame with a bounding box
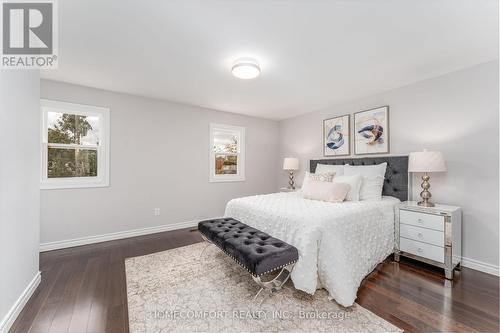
[354,106,389,155]
[323,114,350,156]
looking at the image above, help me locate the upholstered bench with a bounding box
[198,218,298,294]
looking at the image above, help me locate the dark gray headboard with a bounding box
[310,156,409,202]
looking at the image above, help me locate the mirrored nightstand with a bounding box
[395,201,462,279]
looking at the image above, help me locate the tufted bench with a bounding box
[198,217,298,294]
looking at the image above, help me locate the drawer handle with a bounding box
[417,248,423,253]
[417,233,424,239]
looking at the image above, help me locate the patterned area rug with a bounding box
[125,242,402,333]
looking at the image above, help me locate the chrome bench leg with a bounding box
[200,230,296,302]
[253,287,264,302]
[252,264,294,293]
[199,234,212,260]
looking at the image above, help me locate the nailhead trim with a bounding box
[256,259,298,277]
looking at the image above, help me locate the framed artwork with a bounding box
[354,106,389,155]
[323,114,350,156]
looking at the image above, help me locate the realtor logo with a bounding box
[1,0,58,68]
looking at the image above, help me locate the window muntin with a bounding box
[210,124,245,182]
[41,100,109,189]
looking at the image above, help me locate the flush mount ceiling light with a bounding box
[231,58,261,79]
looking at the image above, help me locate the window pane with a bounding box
[213,130,238,153]
[47,111,99,145]
[215,154,237,175]
[48,148,98,178]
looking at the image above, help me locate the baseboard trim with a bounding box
[461,256,499,276]
[39,218,216,252]
[0,271,41,333]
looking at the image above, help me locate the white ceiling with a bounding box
[41,0,499,120]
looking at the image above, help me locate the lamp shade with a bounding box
[408,150,447,173]
[283,157,299,171]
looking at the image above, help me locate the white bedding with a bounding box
[224,192,399,307]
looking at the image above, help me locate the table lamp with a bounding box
[283,157,299,189]
[408,150,447,207]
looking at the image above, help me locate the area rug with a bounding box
[125,242,402,333]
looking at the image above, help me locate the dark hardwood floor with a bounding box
[11,228,499,333]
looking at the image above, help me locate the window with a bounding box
[40,99,110,189]
[209,123,245,182]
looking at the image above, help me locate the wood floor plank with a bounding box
[86,249,111,333]
[9,269,58,333]
[25,258,81,333]
[364,266,498,329]
[105,246,127,333]
[67,256,102,333]
[10,228,500,333]
[362,279,480,333]
[357,258,499,332]
[47,254,88,333]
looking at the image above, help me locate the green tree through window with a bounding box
[48,114,98,178]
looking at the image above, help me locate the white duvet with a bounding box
[224,192,399,307]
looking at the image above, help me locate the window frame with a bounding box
[40,99,110,189]
[209,123,245,182]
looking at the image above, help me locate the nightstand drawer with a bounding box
[400,237,444,263]
[400,223,444,247]
[400,210,444,231]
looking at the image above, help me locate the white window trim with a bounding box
[209,123,245,182]
[40,99,110,190]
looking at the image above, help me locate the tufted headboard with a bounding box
[310,156,409,202]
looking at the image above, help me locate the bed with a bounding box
[224,156,408,307]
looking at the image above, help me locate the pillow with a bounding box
[309,172,335,182]
[315,164,345,176]
[344,163,387,201]
[302,180,350,203]
[301,171,334,190]
[332,174,362,201]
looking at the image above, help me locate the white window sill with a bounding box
[41,180,109,190]
[209,176,245,183]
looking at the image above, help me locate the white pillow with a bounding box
[315,164,344,176]
[344,163,387,201]
[332,174,362,201]
[302,180,350,203]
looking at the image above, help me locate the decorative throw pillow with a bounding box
[302,180,350,203]
[332,174,362,201]
[315,164,345,176]
[344,163,387,201]
[301,171,335,190]
[309,172,335,182]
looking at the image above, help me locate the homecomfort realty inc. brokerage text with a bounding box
[148,309,349,321]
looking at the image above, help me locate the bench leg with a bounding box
[199,234,212,259]
[252,264,294,293]
[253,287,264,302]
[199,231,296,302]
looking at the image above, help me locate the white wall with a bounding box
[278,61,499,270]
[0,71,41,331]
[40,80,280,245]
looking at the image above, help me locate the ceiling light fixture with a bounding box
[231,58,261,79]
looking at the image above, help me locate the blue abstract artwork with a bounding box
[323,115,350,156]
[354,106,389,155]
